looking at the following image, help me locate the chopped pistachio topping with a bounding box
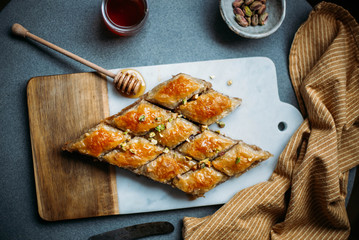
[182,99,187,105]
[217,121,225,128]
[227,80,233,86]
[149,132,156,138]
[177,114,183,118]
[129,149,137,154]
[193,94,199,100]
[201,125,208,132]
[155,124,166,132]
[209,75,215,80]
[168,118,173,122]
[150,139,158,145]
[138,114,146,122]
[185,156,192,160]
[215,130,221,134]
[200,158,209,163]
[163,147,169,153]
[235,157,241,164]
[120,142,127,150]
[198,158,211,168]
[123,131,128,135]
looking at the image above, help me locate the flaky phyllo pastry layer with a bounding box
[63,73,272,198]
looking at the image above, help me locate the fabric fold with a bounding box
[182,2,359,239]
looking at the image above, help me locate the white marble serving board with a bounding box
[107,57,303,214]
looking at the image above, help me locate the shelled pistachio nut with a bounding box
[232,0,268,27]
[235,14,249,27]
[259,12,269,25]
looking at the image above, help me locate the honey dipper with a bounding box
[12,23,144,97]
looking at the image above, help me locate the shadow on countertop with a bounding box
[347,172,359,240]
[307,0,359,20]
[0,0,10,12]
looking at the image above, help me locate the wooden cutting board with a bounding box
[27,58,303,220]
[27,72,119,221]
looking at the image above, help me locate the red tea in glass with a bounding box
[102,0,148,36]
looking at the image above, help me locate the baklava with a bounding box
[176,89,242,125]
[145,73,212,109]
[63,73,271,198]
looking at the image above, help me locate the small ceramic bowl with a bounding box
[219,0,286,39]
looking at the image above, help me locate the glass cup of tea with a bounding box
[101,0,148,36]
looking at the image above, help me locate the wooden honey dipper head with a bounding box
[12,23,146,97]
[113,69,146,98]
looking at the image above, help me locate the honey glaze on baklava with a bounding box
[212,141,273,177]
[176,130,236,161]
[145,73,212,109]
[101,137,163,169]
[138,150,197,183]
[63,73,272,198]
[172,167,228,198]
[105,99,175,135]
[62,123,130,158]
[176,89,242,125]
[147,117,200,149]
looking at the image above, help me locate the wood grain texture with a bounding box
[27,72,119,221]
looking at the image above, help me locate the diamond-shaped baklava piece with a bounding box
[176,130,236,161]
[105,99,175,136]
[176,89,242,125]
[212,141,272,177]
[147,117,200,149]
[62,123,130,158]
[145,73,212,109]
[172,167,228,198]
[138,150,197,183]
[102,137,163,169]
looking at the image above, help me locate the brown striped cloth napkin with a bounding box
[182,2,359,239]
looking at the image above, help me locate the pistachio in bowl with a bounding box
[219,0,286,39]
